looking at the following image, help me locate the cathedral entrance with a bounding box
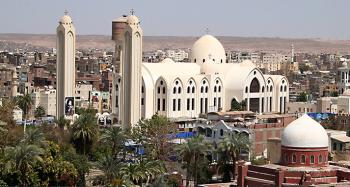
[249,98,259,113]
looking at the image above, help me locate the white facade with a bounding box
[114,15,289,128]
[337,61,350,94]
[31,88,56,117]
[56,13,76,118]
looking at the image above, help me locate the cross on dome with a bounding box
[130,9,135,15]
[206,28,210,34]
[64,9,68,15]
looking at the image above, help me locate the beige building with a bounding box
[286,101,317,114]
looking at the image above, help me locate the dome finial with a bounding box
[205,28,210,35]
[130,9,135,15]
[64,9,68,15]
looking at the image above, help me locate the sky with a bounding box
[1,0,349,39]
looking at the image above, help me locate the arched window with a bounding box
[270,86,273,92]
[249,78,260,93]
[194,59,196,63]
[173,87,176,94]
[220,129,224,136]
[141,86,144,93]
[319,155,323,163]
[310,155,315,164]
[214,86,217,92]
[178,87,181,94]
[203,59,205,63]
[201,86,204,93]
[284,85,287,92]
[301,155,306,164]
[262,86,265,92]
[187,86,190,93]
[245,87,248,93]
[192,87,195,93]
[280,86,283,92]
[218,86,221,92]
[162,87,166,94]
[205,86,208,93]
[292,154,296,163]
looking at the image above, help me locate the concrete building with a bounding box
[0,63,18,98]
[337,61,350,94]
[31,88,56,117]
[56,12,76,118]
[113,14,290,128]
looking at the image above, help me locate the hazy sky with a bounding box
[1,0,349,39]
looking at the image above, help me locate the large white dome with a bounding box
[281,114,328,148]
[190,35,226,64]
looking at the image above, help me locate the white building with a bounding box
[337,61,350,94]
[31,88,57,117]
[56,12,76,118]
[112,14,289,128]
[166,49,189,62]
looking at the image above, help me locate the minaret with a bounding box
[120,12,143,128]
[56,11,76,118]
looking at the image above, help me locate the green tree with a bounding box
[177,135,211,187]
[34,106,46,119]
[0,99,15,126]
[96,154,123,185]
[4,143,44,186]
[71,111,99,155]
[15,94,33,120]
[133,114,177,160]
[297,92,308,102]
[99,127,126,159]
[55,115,70,130]
[217,133,250,181]
[21,127,46,148]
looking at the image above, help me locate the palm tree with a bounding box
[71,111,99,155]
[5,143,44,186]
[96,154,124,185]
[34,106,46,119]
[55,115,70,130]
[119,162,146,186]
[217,133,250,181]
[99,127,126,158]
[177,135,211,187]
[21,127,46,147]
[15,94,33,120]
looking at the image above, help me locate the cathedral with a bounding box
[111,14,289,127]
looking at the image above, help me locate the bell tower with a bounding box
[56,11,76,118]
[120,12,143,128]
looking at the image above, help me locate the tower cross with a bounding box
[130,9,135,15]
[206,28,210,34]
[64,9,68,15]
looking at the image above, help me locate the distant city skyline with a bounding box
[1,0,350,39]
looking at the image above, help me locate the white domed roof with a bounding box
[127,15,139,25]
[281,114,328,148]
[343,89,350,96]
[59,15,72,24]
[191,35,226,64]
[160,58,175,63]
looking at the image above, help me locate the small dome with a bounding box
[127,15,139,25]
[343,89,350,96]
[191,35,226,64]
[281,114,328,148]
[160,58,175,63]
[59,15,72,24]
[342,61,348,68]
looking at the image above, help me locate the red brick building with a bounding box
[238,114,350,187]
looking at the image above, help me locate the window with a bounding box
[192,87,195,93]
[194,59,196,63]
[162,99,166,111]
[203,59,205,63]
[333,142,337,151]
[301,155,306,164]
[187,98,190,110]
[205,86,208,93]
[245,87,248,93]
[141,98,144,105]
[187,87,190,93]
[178,99,181,111]
[214,86,217,92]
[141,86,144,93]
[173,99,176,111]
[250,78,260,93]
[310,155,314,164]
[319,155,323,163]
[218,86,221,92]
[292,154,296,163]
[163,87,166,94]
[157,98,161,111]
[157,87,160,94]
[178,87,181,94]
[201,86,204,93]
[173,87,176,94]
[220,129,224,136]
